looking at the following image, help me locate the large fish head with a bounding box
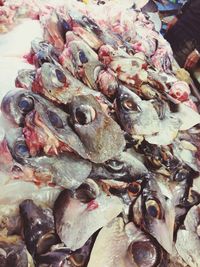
[19,199,58,258]
[32,63,70,101]
[69,11,103,50]
[43,11,72,50]
[141,177,175,254]
[68,94,125,163]
[90,151,147,182]
[115,85,160,136]
[61,39,103,90]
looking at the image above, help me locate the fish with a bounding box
[132,174,175,254]
[19,199,59,258]
[0,235,34,267]
[115,85,160,136]
[15,69,36,90]
[5,127,92,188]
[53,185,123,250]
[1,89,88,159]
[87,217,168,267]
[68,94,126,163]
[68,10,123,50]
[60,37,119,97]
[32,62,103,105]
[90,150,147,181]
[176,204,200,267]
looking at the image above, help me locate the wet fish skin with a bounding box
[19,199,58,258]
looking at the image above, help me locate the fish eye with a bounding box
[55,69,67,84]
[105,160,124,172]
[79,50,88,64]
[145,199,162,219]
[62,20,71,31]
[128,240,158,267]
[128,182,141,197]
[14,141,30,159]
[47,110,64,129]
[122,98,140,112]
[69,253,85,267]
[75,105,96,125]
[36,51,49,66]
[18,96,34,114]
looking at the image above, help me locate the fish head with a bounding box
[15,69,36,90]
[0,235,31,267]
[43,11,72,50]
[32,63,70,100]
[68,94,125,163]
[69,11,103,50]
[53,186,123,251]
[115,86,160,136]
[1,89,35,126]
[141,177,175,254]
[19,199,58,257]
[61,39,103,89]
[125,222,168,267]
[91,151,147,182]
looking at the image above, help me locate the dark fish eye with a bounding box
[75,105,96,125]
[69,253,85,267]
[145,199,162,219]
[105,160,124,172]
[79,51,88,64]
[18,96,34,114]
[55,69,66,84]
[122,98,140,112]
[82,16,102,35]
[47,110,64,129]
[129,240,158,267]
[62,20,71,32]
[14,142,30,159]
[11,165,23,172]
[128,182,141,197]
[36,51,49,66]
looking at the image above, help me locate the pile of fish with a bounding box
[1,1,200,266]
[0,0,58,33]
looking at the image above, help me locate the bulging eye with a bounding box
[55,69,67,84]
[18,96,34,114]
[75,105,96,125]
[128,182,141,197]
[145,199,162,219]
[122,98,140,112]
[47,110,64,129]
[49,67,67,88]
[14,141,30,159]
[128,240,158,267]
[105,160,124,172]
[79,50,88,64]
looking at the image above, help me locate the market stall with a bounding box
[0,1,200,266]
